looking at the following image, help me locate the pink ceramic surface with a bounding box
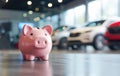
[18,25,53,61]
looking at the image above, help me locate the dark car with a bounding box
[104,21,120,50]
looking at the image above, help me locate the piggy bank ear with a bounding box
[43,25,53,35]
[22,25,32,35]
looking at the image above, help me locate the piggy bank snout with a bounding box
[34,37,47,48]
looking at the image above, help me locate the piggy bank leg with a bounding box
[23,54,35,61]
[41,55,49,61]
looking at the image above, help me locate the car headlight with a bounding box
[83,30,92,33]
[52,32,58,36]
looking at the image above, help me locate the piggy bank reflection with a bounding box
[18,25,53,61]
[19,61,53,76]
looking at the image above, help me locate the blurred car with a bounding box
[67,18,120,50]
[52,25,76,49]
[104,21,120,50]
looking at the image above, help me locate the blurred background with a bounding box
[1,1,120,76]
[0,0,120,52]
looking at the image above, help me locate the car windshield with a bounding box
[54,26,68,32]
[83,20,105,27]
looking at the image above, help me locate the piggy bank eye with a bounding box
[45,33,47,36]
[30,33,33,36]
[37,27,39,29]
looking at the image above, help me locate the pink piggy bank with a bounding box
[18,25,53,61]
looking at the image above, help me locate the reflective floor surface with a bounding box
[0,49,120,76]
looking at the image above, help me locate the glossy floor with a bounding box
[0,49,120,76]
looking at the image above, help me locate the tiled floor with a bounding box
[0,49,120,76]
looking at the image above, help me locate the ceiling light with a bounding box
[23,13,27,17]
[28,10,33,14]
[35,7,39,12]
[58,0,63,3]
[36,17,40,21]
[27,1,32,5]
[34,17,40,22]
[48,3,52,7]
[6,0,8,3]
[40,14,45,18]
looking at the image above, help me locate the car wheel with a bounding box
[71,45,80,50]
[93,35,105,50]
[108,45,120,50]
[58,37,68,49]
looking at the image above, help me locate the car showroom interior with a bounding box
[0,0,120,76]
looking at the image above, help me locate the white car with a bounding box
[52,25,76,49]
[67,18,120,50]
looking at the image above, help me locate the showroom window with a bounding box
[88,0,119,21]
[74,5,85,25]
[88,0,102,21]
[51,15,59,29]
[101,0,118,18]
[64,9,75,26]
[63,5,85,26]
